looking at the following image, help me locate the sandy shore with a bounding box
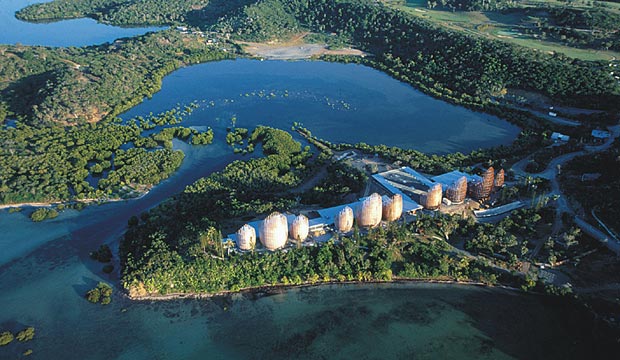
[0,192,147,210]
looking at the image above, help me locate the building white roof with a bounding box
[371,174,423,212]
[399,167,435,188]
[592,129,611,139]
[551,132,570,141]
[431,171,481,189]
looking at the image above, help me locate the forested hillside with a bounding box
[244,0,619,108]
[0,30,231,125]
[12,0,620,114]
[16,0,209,25]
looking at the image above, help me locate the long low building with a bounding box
[370,174,424,214]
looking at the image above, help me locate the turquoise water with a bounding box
[0,0,164,47]
[123,59,520,154]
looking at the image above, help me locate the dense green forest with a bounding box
[123,219,506,297]
[0,30,232,125]
[182,126,312,218]
[0,108,213,204]
[16,0,209,25]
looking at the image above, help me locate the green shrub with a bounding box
[86,288,101,303]
[86,282,113,304]
[90,245,112,263]
[30,208,58,222]
[0,331,14,346]
[16,327,35,342]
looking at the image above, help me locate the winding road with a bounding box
[511,125,620,256]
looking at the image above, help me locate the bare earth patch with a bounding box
[238,33,368,60]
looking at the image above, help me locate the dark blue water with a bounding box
[123,59,520,154]
[0,0,164,47]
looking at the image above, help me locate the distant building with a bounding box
[591,129,610,139]
[548,112,558,117]
[551,132,570,142]
[581,173,602,182]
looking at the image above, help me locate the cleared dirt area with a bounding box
[238,33,368,60]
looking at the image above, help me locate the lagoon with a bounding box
[123,59,520,154]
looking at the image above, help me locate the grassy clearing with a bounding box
[389,0,620,61]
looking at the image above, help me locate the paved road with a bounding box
[510,125,620,258]
[574,216,620,255]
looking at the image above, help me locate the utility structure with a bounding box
[445,176,467,203]
[355,193,383,228]
[420,184,442,210]
[259,212,288,250]
[382,194,403,221]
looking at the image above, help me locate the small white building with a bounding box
[591,129,611,139]
[548,111,558,117]
[551,132,570,142]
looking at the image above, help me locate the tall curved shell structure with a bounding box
[236,224,256,251]
[446,176,467,203]
[335,206,354,233]
[421,184,442,210]
[382,194,403,221]
[494,169,505,188]
[355,193,383,228]
[470,167,495,200]
[259,212,288,250]
[289,214,309,242]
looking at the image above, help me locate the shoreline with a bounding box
[0,191,149,211]
[126,278,522,301]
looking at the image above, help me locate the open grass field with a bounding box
[386,0,620,61]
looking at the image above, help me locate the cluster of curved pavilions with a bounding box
[420,167,504,209]
[235,193,403,251]
[233,166,505,251]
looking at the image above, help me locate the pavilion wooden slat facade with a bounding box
[445,176,467,203]
[259,212,288,250]
[421,184,442,210]
[236,224,256,251]
[382,194,403,221]
[335,206,354,233]
[355,193,383,227]
[289,214,309,242]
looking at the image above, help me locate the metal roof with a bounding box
[431,171,481,189]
